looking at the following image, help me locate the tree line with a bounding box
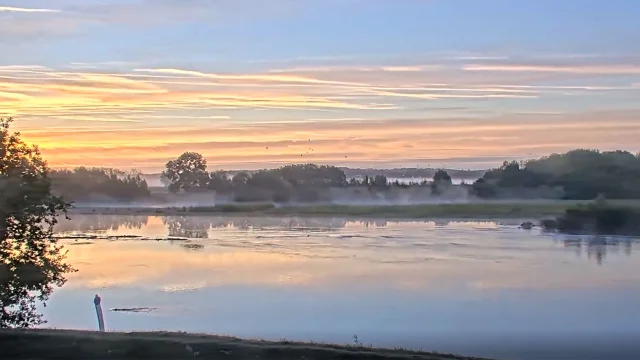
[162,149,640,202]
[10,147,639,205]
[161,152,455,202]
[50,167,150,202]
[471,149,640,200]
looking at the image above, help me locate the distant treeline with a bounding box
[160,149,640,202]
[49,149,640,203]
[471,149,640,200]
[158,152,464,202]
[340,167,484,180]
[51,167,149,202]
[145,167,484,182]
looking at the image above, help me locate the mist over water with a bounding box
[42,215,640,360]
[72,177,478,209]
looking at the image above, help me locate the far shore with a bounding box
[68,200,640,220]
[0,329,493,360]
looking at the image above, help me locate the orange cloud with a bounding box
[16,111,639,171]
[3,60,640,170]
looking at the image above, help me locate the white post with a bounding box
[94,294,105,332]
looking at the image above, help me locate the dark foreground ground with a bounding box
[0,329,493,360]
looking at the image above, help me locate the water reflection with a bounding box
[164,217,210,239]
[59,215,500,233]
[48,214,640,296]
[55,215,640,266]
[55,215,148,233]
[562,236,639,265]
[40,215,640,360]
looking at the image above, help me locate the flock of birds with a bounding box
[265,139,348,158]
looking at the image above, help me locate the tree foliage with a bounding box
[371,174,389,188]
[162,154,349,202]
[431,169,452,195]
[472,150,640,199]
[433,169,452,184]
[279,164,346,187]
[231,171,250,187]
[162,152,208,193]
[50,167,149,202]
[0,118,73,328]
[206,171,233,194]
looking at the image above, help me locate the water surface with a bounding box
[44,215,640,360]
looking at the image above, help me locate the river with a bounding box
[42,215,640,360]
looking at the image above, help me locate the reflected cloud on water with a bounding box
[37,214,640,360]
[56,215,639,266]
[49,215,640,294]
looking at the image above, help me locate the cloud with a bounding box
[4,59,640,129]
[134,68,366,86]
[0,6,60,13]
[269,64,441,73]
[4,53,640,170]
[10,63,571,120]
[0,65,51,71]
[464,64,640,75]
[0,0,297,40]
[0,8,83,40]
[17,110,640,171]
[380,66,425,72]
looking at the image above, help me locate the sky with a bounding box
[1,0,640,172]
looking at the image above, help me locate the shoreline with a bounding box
[67,200,640,220]
[1,329,494,360]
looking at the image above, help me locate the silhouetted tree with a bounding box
[278,164,347,187]
[0,118,73,328]
[431,169,453,195]
[162,152,208,193]
[245,170,293,202]
[206,171,233,193]
[371,174,388,187]
[348,177,361,186]
[231,171,250,188]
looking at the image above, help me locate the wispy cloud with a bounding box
[464,64,640,74]
[269,64,441,73]
[4,51,640,170]
[0,0,294,40]
[134,68,366,86]
[19,110,640,171]
[0,6,60,13]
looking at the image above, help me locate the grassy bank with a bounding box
[0,329,492,360]
[70,200,640,219]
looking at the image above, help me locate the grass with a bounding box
[72,200,640,219]
[0,329,494,360]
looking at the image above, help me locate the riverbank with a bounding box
[0,329,493,360]
[69,200,640,219]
